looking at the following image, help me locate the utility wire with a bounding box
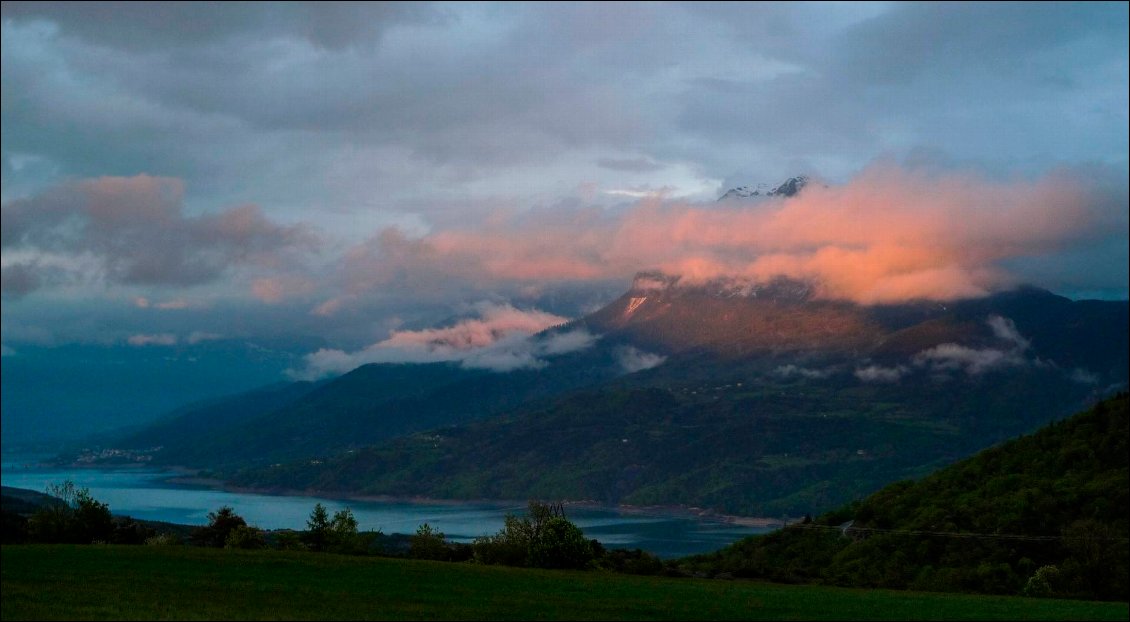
[784,523,1130,543]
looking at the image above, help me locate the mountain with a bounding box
[580,272,880,356]
[211,279,1126,516]
[108,351,626,470]
[678,393,1129,601]
[103,261,1127,514]
[580,272,1127,377]
[718,176,810,201]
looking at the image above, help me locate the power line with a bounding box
[784,523,1130,543]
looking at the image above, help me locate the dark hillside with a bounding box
[680,393,1129,600]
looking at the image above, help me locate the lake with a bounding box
[0,455,775,558]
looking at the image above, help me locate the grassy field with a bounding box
[2,545,1127,621]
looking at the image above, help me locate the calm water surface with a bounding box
[1,455,773,558]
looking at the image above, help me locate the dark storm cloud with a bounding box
[1,175,315,293]
[0,2,438,51]
[674,2,1128,180]
[832,2,1127,86]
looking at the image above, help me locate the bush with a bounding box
[145,533,181,546]
[273,530,307,551]
[225,525,267,550]
[112,516,156,545]
[472,533,528,566]
[1022,565,1061,598]
[597,548,665,575]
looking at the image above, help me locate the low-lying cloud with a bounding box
[292,303,594,379]
[854,315,1039,382]
[775,364,832,380]
[340,164,1125,305]
[854,364,910,383]
[914,316,1031,375]
[615,346,667,374]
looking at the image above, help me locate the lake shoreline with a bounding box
[160,471,791,529]
[2,458,777,558]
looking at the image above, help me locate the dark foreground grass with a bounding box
[2,545,1126,621]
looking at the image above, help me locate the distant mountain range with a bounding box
[96,268,1127,517]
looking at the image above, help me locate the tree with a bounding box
[329,508,360,554]
[191,506,247,547]
[410,523,449,560]
[26,481,114,544]
[304,503,331,552]
[472,501,595,569]
[527,516,593,569]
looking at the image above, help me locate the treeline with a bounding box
[3,488,668,575]
[679,393,1130,601]
[2,482,156,545]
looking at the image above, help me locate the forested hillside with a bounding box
[679,393,1129,600]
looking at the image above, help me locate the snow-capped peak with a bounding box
[718,175,810,201]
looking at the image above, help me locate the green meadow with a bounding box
[2,545,1126,621]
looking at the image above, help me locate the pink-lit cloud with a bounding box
[292,303,590,379]
[337,164,1123,305]
[251,276,315,304]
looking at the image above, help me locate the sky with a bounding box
[1,2,1128,408]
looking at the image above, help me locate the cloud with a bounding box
[134,296,199,310]
[774,364,831,380]
[913,315,1030,375]
[854,364,909,383]
[4,2,439,52]
[126,333,177,347]
[342,164,1125,304]
[615,346,667,374]
[987,315,1030,350]
[597,158,667,173]
[0,262,41,297]
[0,3,1124,353]
[290,303,593,379]
[914,344,1025,376]
[186,331,223,345]
[1068,368,1099,385]
[1,175,316,294]
[252,276,316,304]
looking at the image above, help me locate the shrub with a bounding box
[1022,565,1061,598]
[225,525,267,550]
[145,533,181,546]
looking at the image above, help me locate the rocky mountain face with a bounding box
[580,271,880,357]
[718,176,810,201]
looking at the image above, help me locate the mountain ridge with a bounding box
[101,278,1127,517]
